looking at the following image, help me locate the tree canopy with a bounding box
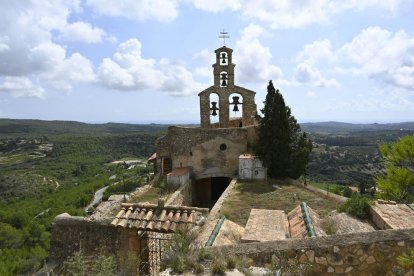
[376,135,414,202]
[254,81,312,179]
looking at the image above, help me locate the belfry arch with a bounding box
[199,46,257,128]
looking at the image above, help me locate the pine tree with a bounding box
[254,80,312,179]
[376,135,414,202]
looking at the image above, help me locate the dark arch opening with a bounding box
[193,177,230,209]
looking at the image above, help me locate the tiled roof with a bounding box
[288,203,325,238]
[111,201,208,233]
[241,209,289,242]
[371,200,414,229]
[239,154,253,159]
[168,167,191,177]
[288,205,309,239]
[148,153,156,162]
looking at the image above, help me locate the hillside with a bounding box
[301,121,414,134]
[0,118,169,137]
[0,119,166,274]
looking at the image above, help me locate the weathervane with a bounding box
[219,29,230,46]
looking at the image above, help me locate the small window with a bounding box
[190,151,193,156]
[220,143,227,151]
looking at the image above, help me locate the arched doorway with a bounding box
[193,177,231,209]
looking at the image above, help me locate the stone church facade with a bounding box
[155,46,263,194]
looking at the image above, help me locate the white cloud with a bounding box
[241,0,412,29]
[0,77,45,98]
[295,62,340,88]
[86,0,179,23]
[296,39,335,65]
[306,91,316,97]
[192,0,242,12]
[340,27,414,90]
[98,39,202,96]
[235,24,284,83]
[60,21,107,43]
[0,0,95,96]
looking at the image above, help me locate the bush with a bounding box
[321,217,337,235]
[338,195,371,219]
[342,186,353,198]
[161,228,197,273]
[226,254,237,270]
[397,248,414,269]
[211,258,226,275]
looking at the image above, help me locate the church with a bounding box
[154,42,266,207]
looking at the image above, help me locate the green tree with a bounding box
[376,135,414,202]
[254,80,312,179]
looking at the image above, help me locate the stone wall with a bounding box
[165,178,193,206]
[204,228,414,275]
[49,214,124,264]
[156,126,257,180]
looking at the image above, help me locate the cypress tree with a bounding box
[255,80,312,179]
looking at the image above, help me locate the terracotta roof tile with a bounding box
[111,202,208,233]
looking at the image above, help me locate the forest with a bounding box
[0,120,165,275]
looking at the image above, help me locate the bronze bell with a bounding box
[231,96,240,105]
[220,73,228,87]
[233,104,239,112]
[221,53,227,64]
[210,102,219,116]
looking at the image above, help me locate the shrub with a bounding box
[226,254,237,270]
[321,217,338,235]
[338,195,371,219]
[194,263,205,274]
[342,186,353,198]
[211,258,226,275]
[161,228,197,273]
[397,248,414,269]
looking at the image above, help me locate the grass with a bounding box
[308,181,343,192]
[220,179,339,226]
[128,186,167,204]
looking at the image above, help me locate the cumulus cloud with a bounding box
[98,39,202,96]
[0,77,45,98]
[296,39,335,64]
[0,0,96,97]
[241,0,412,29]
[295,62,340,88]
[192,0,242,12]
[60,21,107,43]
[86,0,179,23]
[339,26,414,90]
[235,24,284,83]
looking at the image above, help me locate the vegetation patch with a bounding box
[220,180,339,226]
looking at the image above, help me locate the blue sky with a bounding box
[0,0,413,124]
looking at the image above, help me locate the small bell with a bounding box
[210,101,219,116]
[221,53,227,64]
[231,96,240,105]
[220,73,228,87]
[233,104,239,112]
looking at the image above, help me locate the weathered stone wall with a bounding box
[204,228,414,275]
[49,213,124,264]
[156,126,256,179]
[165,178,193,206]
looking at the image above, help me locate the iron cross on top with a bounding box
[219,29,230,46]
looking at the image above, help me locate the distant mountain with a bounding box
[301,121,414,134]
[0,119,169,137]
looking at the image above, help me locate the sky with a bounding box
[0,0,413,124]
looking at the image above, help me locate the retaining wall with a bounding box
[49,213,124,264]
[204,228,414,275]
